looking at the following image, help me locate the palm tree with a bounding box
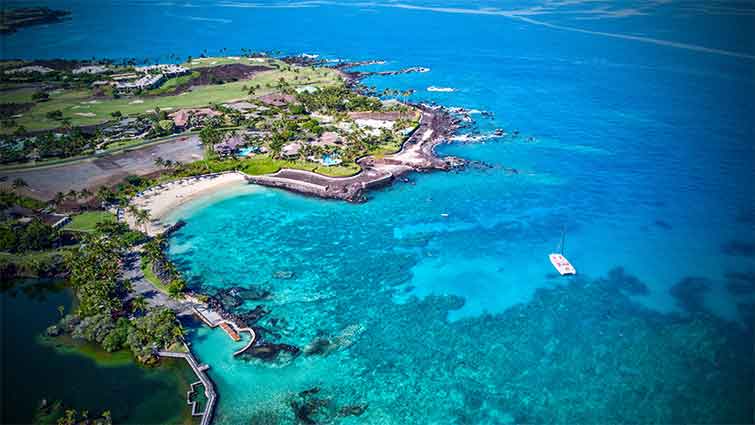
[11,178,27,190]
[154,157,165,168]
[142,235,165,264]
[132,296,148,314]
[66,189,78,200]
[53,192,65,205]
[79,188,93,199]
[134,208,151,232]
[95,186,113,204]
[171,325,185,341]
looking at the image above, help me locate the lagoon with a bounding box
[0,279,194,424]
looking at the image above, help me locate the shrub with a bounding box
[31,91,49,102]
[45,110,63,120]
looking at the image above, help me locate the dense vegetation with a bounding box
[0,219,55,252]
[52,222,183,363]
[32,399,112,425]
[141,235,187,297]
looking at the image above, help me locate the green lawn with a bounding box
[231,155,360,177]
[141,259,170,295]
[145,71,200,96]
[2,87,36,103]
[3,64,342,133]
[63,211,115,232]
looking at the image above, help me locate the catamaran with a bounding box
[550,227,576,275]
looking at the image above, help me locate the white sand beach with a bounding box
[125,172,250,236]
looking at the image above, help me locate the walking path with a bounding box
[125,249,256,425]
[122,250,196,316]
[158,347,216,425]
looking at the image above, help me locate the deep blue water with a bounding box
[5,0,755,423]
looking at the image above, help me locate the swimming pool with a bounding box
[321,154,341,166]
[238,147,257,157]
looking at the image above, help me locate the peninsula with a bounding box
[0,7,70,34]
[1,55,462,212]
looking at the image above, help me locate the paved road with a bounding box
[0,135,203,200]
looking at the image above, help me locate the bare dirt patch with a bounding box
[167,64,271,96]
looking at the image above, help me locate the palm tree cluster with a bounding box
[60,222,184,363]
[64,225,132,317]
[52,188,94,206]
[154,156,182,169]
[126,205,151,232]
[141,235,187,298]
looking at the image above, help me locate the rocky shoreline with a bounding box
[244,59,464,203]
[245,103,462,202]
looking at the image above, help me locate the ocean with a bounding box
[4,0,754,423]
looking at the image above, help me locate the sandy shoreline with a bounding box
[124,172,250,235]
[124,104,461,237]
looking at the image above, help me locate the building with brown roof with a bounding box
[259,92,296,107]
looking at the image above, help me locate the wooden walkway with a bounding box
[219,322,240,341]
[158,347,216,425]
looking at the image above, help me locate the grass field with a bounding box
[1,87,36,103]
[141,259,170,295]
[3,62,342,133]
[63,211,115,232]
[145,71,200,96]
[202,154,361,177]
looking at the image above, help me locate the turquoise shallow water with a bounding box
[5,0,755,423]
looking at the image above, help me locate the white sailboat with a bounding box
[550,227,576,275]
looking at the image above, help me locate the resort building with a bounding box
[259,92,296,107]
[136,64,189,77]
[223,101,257,112]
[111,72,138,81]
[312,131,343,147]
[114,64,189,95]
[101,117,151,140]
[115,74,165,94]
[347,111,417,135]
[281,142,302,158]
[2,205,70,229]
[169,108,222,130]
[214,133,245,157]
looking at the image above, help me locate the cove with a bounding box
[0,279,194,424]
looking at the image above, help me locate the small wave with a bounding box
[449,131,505,143]
[301,53,319,59]
[448,107,482,114]
[427,86,456,92]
